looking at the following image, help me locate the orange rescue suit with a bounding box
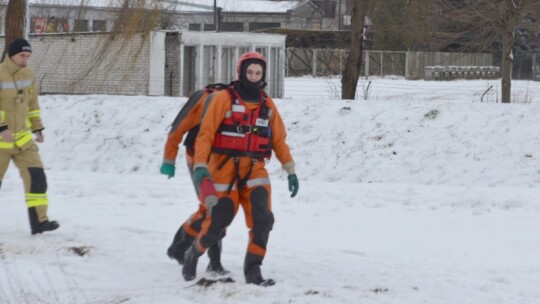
[193,89,294,258]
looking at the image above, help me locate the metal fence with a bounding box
[286,47,348,76]
[286,48,500,80]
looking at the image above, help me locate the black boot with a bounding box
[167,227,193,265]
[32,220,59,235]
[206,240,229,275]
[244,253,275,287]
[29,207,59,235]
[182,245,202,281]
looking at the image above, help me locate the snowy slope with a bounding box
[1,77,540,303]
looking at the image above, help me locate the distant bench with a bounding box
[424,66,500,80]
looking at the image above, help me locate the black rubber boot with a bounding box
[244,253,275,287]
[167,227,193,265]
[182,245,203,281]
[206,240,229,275]
[29,207,59,235]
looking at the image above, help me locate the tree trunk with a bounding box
[2,0,27,62]
[341,0,368,100]
[500,27,513,103]
[499,0,524,104]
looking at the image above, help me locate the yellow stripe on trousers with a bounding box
[25,193,49,207]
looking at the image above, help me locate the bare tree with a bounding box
[367,0,435,51]
[2,0,27,61]
[341,0,369,100]
[434,0,540,103]
[111,0,162,35]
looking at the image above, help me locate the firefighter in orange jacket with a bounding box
[160,84,228,274]
[182,52,299,286]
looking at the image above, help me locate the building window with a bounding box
[74,19,89,32]
[249,22,280,31]
[46,17,59,33]
[189,23,201,31]
[222,22,243,32]
[31,17,48,34]
[93,20,106,32]
[204,24,216,31]
[32,17,69,34]
[59,19,70,32]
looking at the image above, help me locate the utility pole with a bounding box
[214,0,221,32]
[338,0,342,30]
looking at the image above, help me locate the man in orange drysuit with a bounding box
[182,52,299,286]
[160,84,229,275]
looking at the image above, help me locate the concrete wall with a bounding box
[149,31,166,96]
[1,32,153,95]
[1,30,285,97]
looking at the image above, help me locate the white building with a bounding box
[0,0,331,35]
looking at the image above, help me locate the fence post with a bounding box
[285,48,289,77]
[312,49,317,76]
[365,50,369,78]
[405,51,410,79]
[533,53,537,81]
[380,51,383,77]
[339,49,343,74]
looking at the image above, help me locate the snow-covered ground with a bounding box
[1,77,540,303]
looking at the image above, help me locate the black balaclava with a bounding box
[235,58,266,103]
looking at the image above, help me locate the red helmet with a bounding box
[236,51,267,75]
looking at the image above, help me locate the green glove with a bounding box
[193,167,211,187]
[288,174,299,198]
[160,163,175,179]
